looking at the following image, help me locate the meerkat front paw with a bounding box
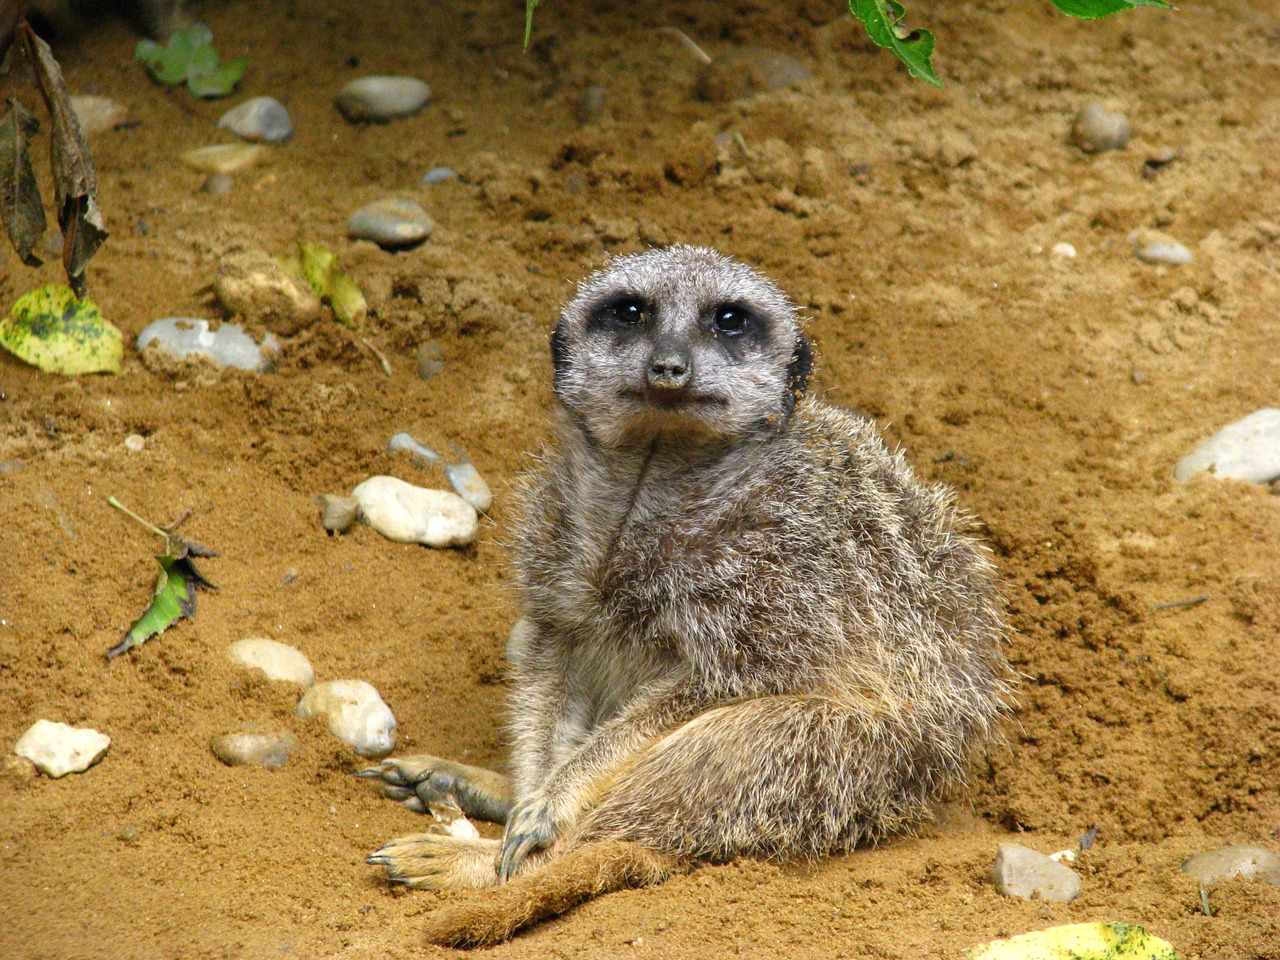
[356,755,513,824]
[367,833,503,890]
[499,796,561,881]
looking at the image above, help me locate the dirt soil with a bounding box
[2,0,1279,957]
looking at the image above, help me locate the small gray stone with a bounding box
[697,48,812,102]
[336,76,431,122]
[421,167,457,185]
[417,341,444,379]
[202,173,233,196]
[315,493,360,533]
[1070,103,1131,153]
[218,96,293,143]
[70,95,127,135]
[991,843,1082,902]
[348,198,434,249]
[1174,409,1280,483]
[1181,845,1280,885]
[1135,241,1193,266]
[211,731,298,770]
[136,318,279,372]
[578,85,606,123]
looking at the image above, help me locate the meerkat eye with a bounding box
[591,297,648,331]
[713,305,750,336]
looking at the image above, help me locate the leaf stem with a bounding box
[108,495,172,546]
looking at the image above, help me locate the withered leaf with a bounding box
[20,24,108,294]
[107,553,217,660]
[0,98,46,266]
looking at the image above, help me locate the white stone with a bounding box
[1136,241,1193,265]
[136,317,279,372]
[180,143,269,175]
[1182,845,1280,885]
[70,95,127,135]
[298,680,397,758]
[991,843,1082,902]
[1174,409,1280,483]
[336,76,431,122]
[227,638,315,687]
[1070,103,1131,153]
[1051,242,1077,259]
[14,720,110,778]
[352,476,478,548]
[217,96,293,143]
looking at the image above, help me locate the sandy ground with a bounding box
[2,0,1278,957]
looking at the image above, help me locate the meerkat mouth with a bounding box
[625,388,726,409]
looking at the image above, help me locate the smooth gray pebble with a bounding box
[218,96,293,143]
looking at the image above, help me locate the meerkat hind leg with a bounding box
[422,841,684,948]
[357,755,513,824]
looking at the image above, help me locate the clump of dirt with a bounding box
[1,1,1277,958]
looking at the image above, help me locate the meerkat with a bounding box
[359,245,1012,947]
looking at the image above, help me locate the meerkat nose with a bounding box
[647,345,692,389]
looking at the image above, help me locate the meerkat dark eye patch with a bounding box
[708,302,769,354]
[588,295,651,333]
[712,305,749,336]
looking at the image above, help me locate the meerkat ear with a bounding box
[550,321,570,391]
[784,333,813,414]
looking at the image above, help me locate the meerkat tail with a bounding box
[421,841,685,948]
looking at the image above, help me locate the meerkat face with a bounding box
[551,246,812,448]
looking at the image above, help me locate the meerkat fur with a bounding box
[361,245,1012,947]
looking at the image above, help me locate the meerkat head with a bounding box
[551,246,812,448]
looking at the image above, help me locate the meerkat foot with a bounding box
[356,755,513,824]
[367,833,502,890]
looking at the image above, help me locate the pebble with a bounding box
[1051,241,1077,259]
[416,341,444,379]
[578,85,606,123]
[1174,409,1280,483]
[316,493,360,533]
[1181,845,1280,885]
[136,318,279,372]
[421,167,457,185]
[1133,237,1193,266]
[697,47,812,102]
[217,96,293,143]
[1070,103,1132,153]
[180,143,269,175]
[297,680,397,758]
[335,76,431,122]
[213,249,324,336]
[386,433,492,512]
[351,475,478,547]
[211,731,298,770]
[990,842,1082,902]
[202,173,233,196]
[13,719,110,778]
[70,95,127,135]
[348,199,434,249]
[227,638,315,687]
[124,433,146,452]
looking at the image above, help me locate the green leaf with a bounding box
[107,554,214,659]
[187,57,247,98]
[849,0,941,87]
[524,0,542,47]
[1050,0,1169,19]
[0,99,46,267]
[1,284,122,375]
[134,24,244,98]
[294,241,368,327]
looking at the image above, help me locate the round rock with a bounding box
[697,48,812,102]
[352,475,478,548]
[1132,230,1193,265]
[297,680,397,758]
[348,199,434,249]
[1070,103,1132,153]
[211,731,298,770]
[70,95,127,136]
[991,843,1082,902]
[421,166,458,185]
[218,96,293,143]
[180,143,269,175]
[13,719,110,778]
[1181,845,1280,885]
[137,318,279,372]
[213,249,324,336]
[1174,409,1280,483]
[227,638,315,687]
[336,76,431,122]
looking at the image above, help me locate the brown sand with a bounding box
[2,1,1278,957]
